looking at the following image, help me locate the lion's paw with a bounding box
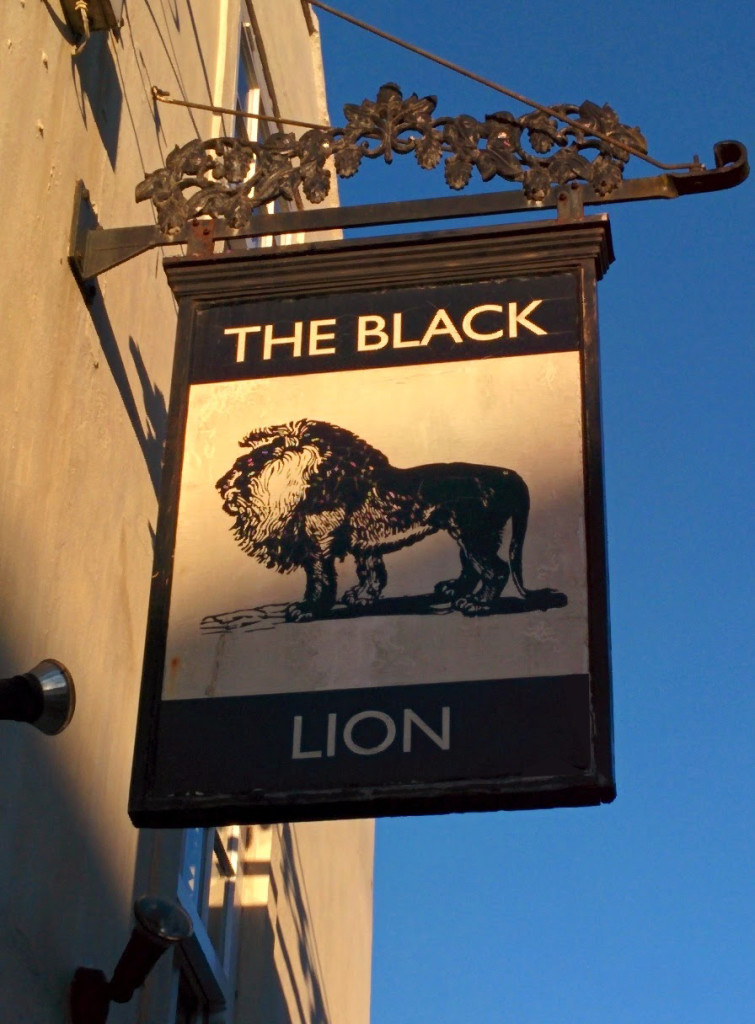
[342,587,378,608]
[285,603,314,623]
[454,597,492,617]
[433,579,457,600]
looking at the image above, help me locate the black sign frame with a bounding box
[130,216,615,827]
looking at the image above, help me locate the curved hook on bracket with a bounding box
[669,140,748,196]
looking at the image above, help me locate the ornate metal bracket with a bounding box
[69,84,748,286]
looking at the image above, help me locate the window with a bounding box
[233,23,261,145]
[225,21,274,251]
[229,19,302,250]
[175,826,241,1021]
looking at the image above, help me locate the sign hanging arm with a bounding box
[68,3,747,283]
[69,128,747,286]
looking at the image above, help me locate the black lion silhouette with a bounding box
[216,419,562,622]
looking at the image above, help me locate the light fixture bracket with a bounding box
[69,896,193,1024]
[61,0,124,35]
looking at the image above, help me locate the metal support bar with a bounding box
[186,217,217,258]
[68,140,747,285]
[557,183,585,221]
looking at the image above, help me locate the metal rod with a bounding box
[74,181,650,280]
[151,87,328,132]
[309,0,698,172]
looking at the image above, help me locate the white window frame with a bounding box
[232,15,303,249]
[176,826,241,1019]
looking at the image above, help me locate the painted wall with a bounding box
[0,2,371,1021]
[235,820,374,1024]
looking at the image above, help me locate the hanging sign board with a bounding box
[130,217,615,826]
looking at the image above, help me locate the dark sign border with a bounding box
[130,217,615,827]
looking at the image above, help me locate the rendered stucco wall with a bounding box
[0,3,370,1021]
[235,820,374,1024]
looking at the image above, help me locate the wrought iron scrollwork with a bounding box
[136,83,647,236]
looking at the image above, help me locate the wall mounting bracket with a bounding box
[68,83,748,287]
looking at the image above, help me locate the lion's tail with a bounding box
[508,475,531,598]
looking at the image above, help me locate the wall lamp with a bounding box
[70,896,193,1024]
[0,659,75,735]
[61,1,125,55]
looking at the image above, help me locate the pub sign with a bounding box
[129,217,615,826]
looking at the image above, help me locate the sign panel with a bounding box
[130,219,615,825]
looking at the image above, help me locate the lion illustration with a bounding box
[216,419,562,622]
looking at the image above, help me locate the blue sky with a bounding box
[314,3,754,1022]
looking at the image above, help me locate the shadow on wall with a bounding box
[39,0,75,40]
[140,0,230,146]
[130,335,168,493]
[40,0,123,167]
[0,660,141,1019]
[72,32,123,170]
[236,903,299,1024]
[278,823,331,1024]
[42,0,210,172]
[86,286,167,500]
[230,822,332,1024]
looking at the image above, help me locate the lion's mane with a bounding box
[217,419,390,573]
